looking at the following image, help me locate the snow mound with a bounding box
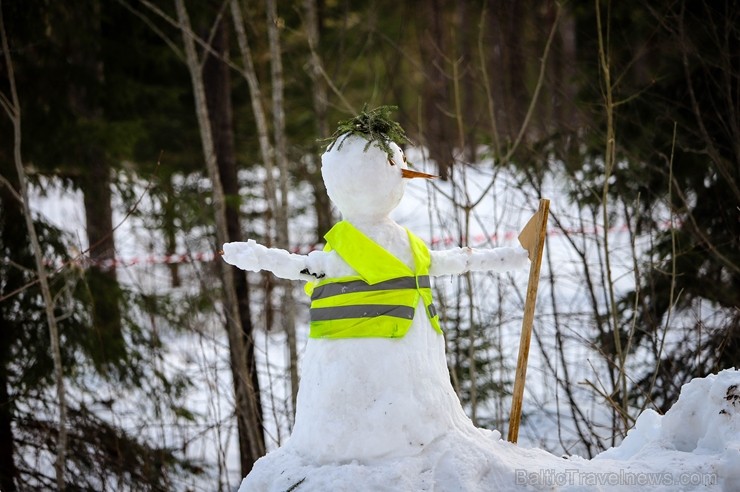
[599,368,740,459]
[596,368,740,491]
[240,369,740,491]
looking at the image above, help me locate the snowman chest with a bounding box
[305,221,441,339]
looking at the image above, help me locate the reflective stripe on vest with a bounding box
[307,221,442,339]
[312,275,431,299]
[312,304,415,322]
[310,276,436,323]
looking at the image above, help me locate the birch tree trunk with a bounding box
[202,10,263,435]
[0,4,67,488]
[230,0,299,418]
[227,0,279,347]
[174,0,265,474]
[265,0,299,419]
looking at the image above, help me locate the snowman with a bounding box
[222,107,529,469]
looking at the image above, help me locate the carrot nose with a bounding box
[401,168,438,179]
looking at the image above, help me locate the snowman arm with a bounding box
[222,240,331,281]
[428,246,530,276]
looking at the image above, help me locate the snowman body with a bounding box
[286,217,477,463]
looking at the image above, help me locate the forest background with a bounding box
[1,0,738,490]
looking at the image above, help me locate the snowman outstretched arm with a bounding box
[428,245,530,276]
[222,240,340,281]
[223,240,529,280]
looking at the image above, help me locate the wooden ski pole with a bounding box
[507,198,550,443]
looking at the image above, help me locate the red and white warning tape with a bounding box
[68,222,654,270]
[68,251,217,270]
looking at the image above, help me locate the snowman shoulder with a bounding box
[305,249,356,279]
[428,248,472,276]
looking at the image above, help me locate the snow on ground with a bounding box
[241,368,739,491]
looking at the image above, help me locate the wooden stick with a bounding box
[507,198,550,443]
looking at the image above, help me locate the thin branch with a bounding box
[0,173,22,202]
[0,89,15,118]
[469,2,562,209]
[138,0,239,72]
[114,0,184,61]
[639,123,679,412]
[302,25,355,114]
[199,0,231,71]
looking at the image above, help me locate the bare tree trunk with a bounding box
[228,0,274,212]
[266,0,299,417]
[231,0,300,417]
[204,12,263,442]
[304,0,328,140]
[174,0,265,473]
[228,0,279,344]
[81,159,125,368]
[162,177,181,287]
[66,0,125,371]
[203,11,263,440]
[420,0,454,179]
[0,4,67,488]
[455,0,478,163]
[486,0,527,145]
[303,0,334,238]
[556,4,579,132]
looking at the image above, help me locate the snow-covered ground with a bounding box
[239,368,739,491]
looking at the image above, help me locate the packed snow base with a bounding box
[223,133,739,491]
[241,369,739,491]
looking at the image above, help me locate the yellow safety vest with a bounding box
[306,221,442,339]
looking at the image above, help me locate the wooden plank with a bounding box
[507,198,550,443]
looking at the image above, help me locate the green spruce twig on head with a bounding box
[323,104,411,158]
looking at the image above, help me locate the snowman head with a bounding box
[320,106,436,222]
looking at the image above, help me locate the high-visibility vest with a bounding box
[306,221,442,339]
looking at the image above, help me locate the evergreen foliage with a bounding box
[0,187,203,488]
[323,105,411,158]
[0,1,208,488]
[621,1,740,411]
[565,0,740,412]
